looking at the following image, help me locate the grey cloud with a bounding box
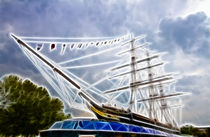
[151,12,210,125]
[157,12,210,57]
[162,47,210,125]
[1,0,189,82]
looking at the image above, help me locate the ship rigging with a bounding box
[11,33,186,135]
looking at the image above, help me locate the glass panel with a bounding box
[149,128,157,134]
[129,126,141,132]
[129,125,147,133]
[83,121,95,130]
[50,122,63,129]
[77,121,84,129]
[94,121,112,131]
[62,121,77,129]
[94,121,106,130]
[101,124,112,131]
[117,125,128,131]
[109,122,123,131]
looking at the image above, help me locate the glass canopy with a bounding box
[49,119,180,137]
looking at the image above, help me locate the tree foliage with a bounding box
[0,75,70,136]
[181,125,208,137]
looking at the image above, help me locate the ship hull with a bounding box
[87,102,180,135]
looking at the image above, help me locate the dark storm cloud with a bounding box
[157,12,210,57]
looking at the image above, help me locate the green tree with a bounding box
[0,75,70,136]
[181,125,207,137]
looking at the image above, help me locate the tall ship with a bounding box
[11,33,185,136]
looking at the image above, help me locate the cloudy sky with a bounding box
[1,0,210,126]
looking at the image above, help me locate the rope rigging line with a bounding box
[107,76,129,103]
[58,41,129,65]
[53,70,74,103]
[62,68,108,101]
[24,49,71,104]
[22,46,79,106]
[63,60,121,69]
[84,76,109,91]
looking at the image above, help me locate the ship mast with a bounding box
[128,34,157,117]
[128,36,158,119]
[129,34,138,112]
[127,36,180,124]
[146,51,157,119]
